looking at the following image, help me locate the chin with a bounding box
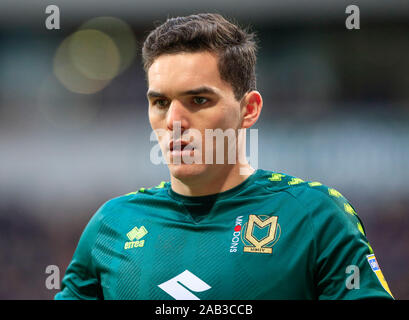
[169,163,208,181]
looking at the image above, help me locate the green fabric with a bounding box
[55,169,393,300]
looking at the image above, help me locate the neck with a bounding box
[170,163,255,196]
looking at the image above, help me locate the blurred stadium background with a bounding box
[0,0,408,299]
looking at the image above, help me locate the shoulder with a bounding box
[258,169,372,251]
[257,169,359,221]
[93,180,170,220]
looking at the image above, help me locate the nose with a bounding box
[166,99,190,133]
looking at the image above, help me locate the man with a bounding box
[55,13,393,300]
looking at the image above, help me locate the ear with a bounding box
[240,90,263,129]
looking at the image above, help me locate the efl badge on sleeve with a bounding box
[366,254,394,298]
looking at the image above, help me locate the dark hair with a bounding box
[142,13,258,101]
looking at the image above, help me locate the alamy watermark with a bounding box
[45,5,60,30]
[345,265,360,290]
[45,265,60,290]
[150,122,258,175]
[345,5,360,30]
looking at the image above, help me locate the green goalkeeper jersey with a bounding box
[55,169,393,300]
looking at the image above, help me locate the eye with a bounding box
[192,97,208,105]
[153,99,170,108]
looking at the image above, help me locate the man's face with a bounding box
[147,51,244,181]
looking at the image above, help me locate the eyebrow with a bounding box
[146,86,218,99]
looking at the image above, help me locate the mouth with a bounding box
[169,140,195,152]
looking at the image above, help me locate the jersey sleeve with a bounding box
[54,204,106,300]
[302,186,394,300]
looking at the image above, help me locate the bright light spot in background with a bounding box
[69,29,120,81]
[53,32,112,94]
[79,16,137,76]
[53,16,136,94]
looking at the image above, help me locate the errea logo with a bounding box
[124,226,148,250]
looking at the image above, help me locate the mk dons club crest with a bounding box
[241,215,281,254]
